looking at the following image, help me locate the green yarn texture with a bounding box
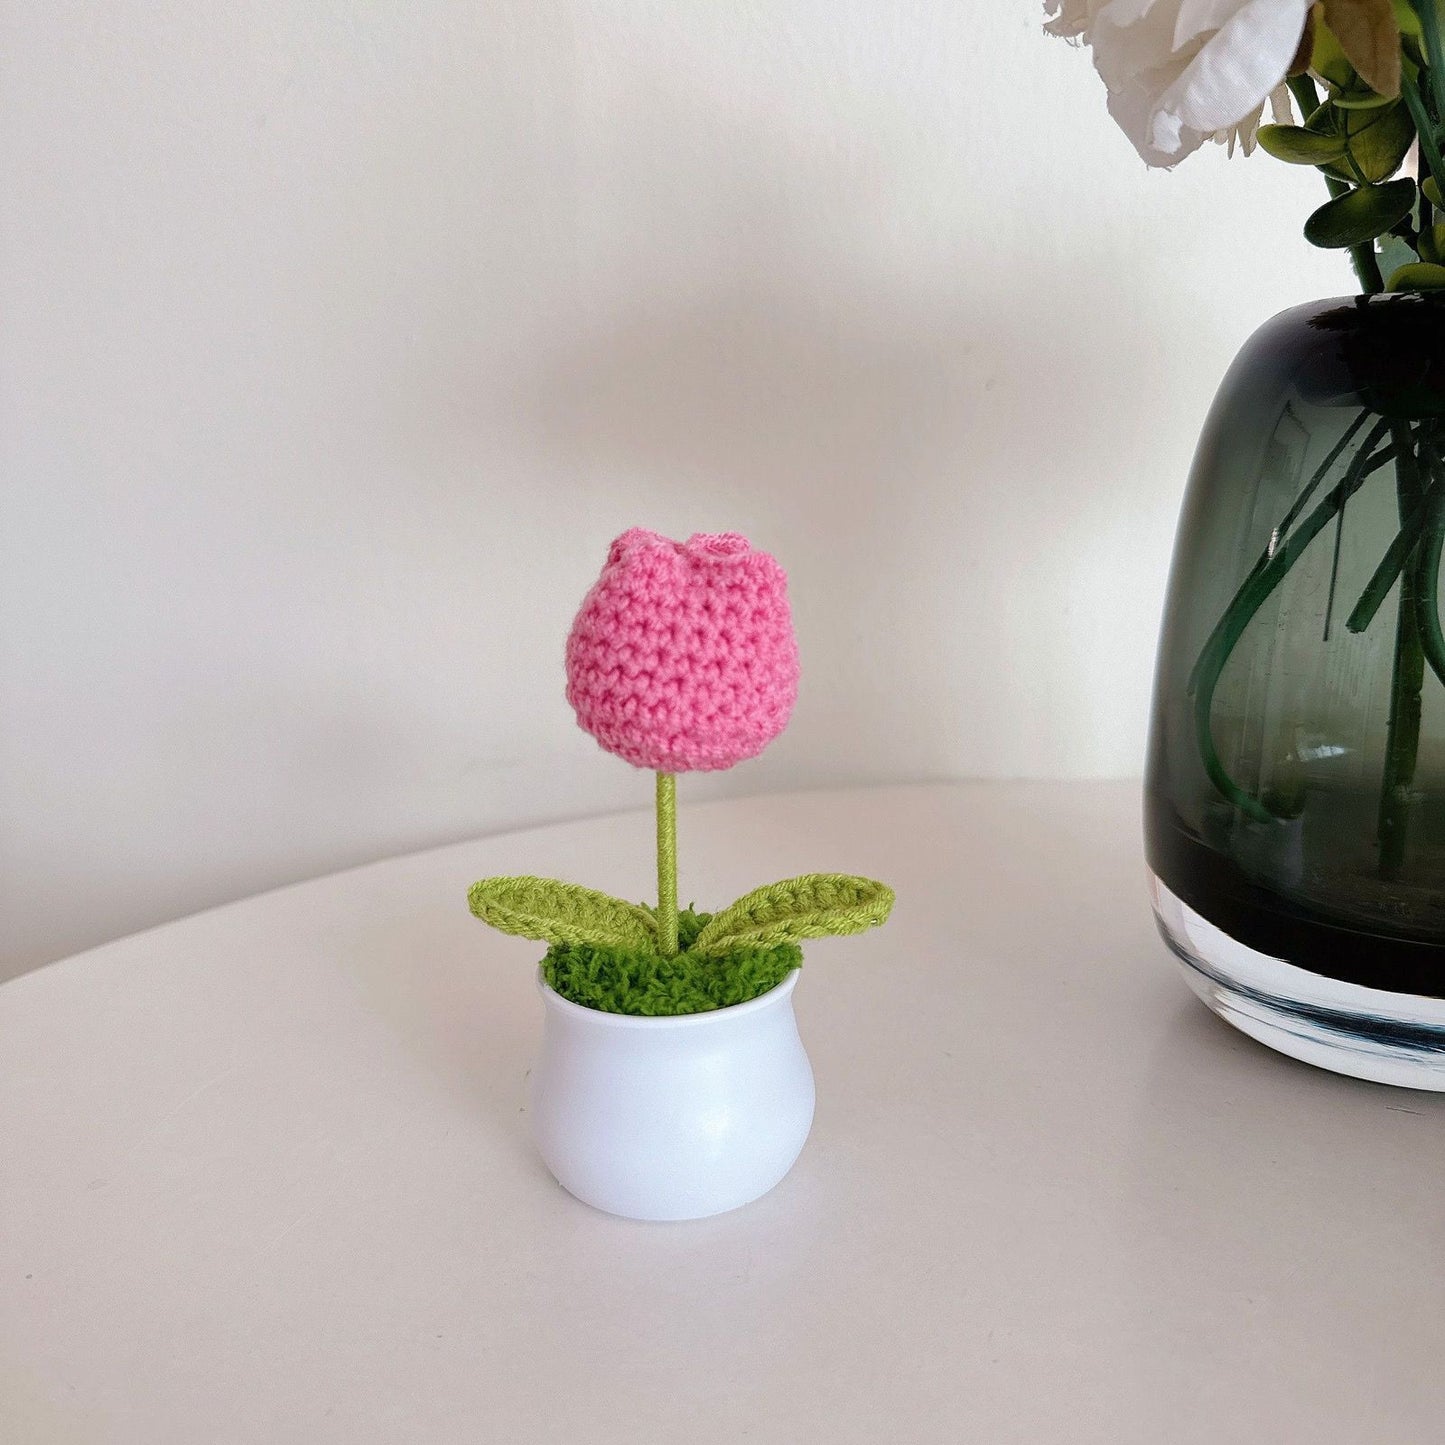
[466,876,656,948]
[542,909,802,1016]
[468,868,893,1016]
[691,873,894,954]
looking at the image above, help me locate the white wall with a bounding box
[2,1,1348,978]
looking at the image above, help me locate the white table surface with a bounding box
[4,781,1444,1444]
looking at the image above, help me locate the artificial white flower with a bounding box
[1213,83,1293,156]
[1044,0,1110,39]
[1054,0,1312,166]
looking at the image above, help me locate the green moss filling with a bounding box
[541,908,801,1017]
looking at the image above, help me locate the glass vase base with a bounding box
[1151,874,1445,1092]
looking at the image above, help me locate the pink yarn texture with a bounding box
[565,529,800,772]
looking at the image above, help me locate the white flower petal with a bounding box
[1203,74,1293,156]
[1106,64,1209,165]
[1097,0,1159,29]
[1092,1,1185,94]
[1173,0,1253,49]
[1153,0,1310,137]
[1055,0,1306,166]
[1045,0,1109,38]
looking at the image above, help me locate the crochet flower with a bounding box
[565,528,799,772]
[470,524,890,994]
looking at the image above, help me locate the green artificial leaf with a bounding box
[1303,179,1417,246]
[467,876,657,948]
[1420,224,1445,265]
[1302,102,1360,182]
[1257,124,1348,165]
[1340,100,1415,180]
[1346,500,1432,633]
[692,874,895,955]
[1387,261,1445,289]
[1300,97,1413,181]
[1426,177,1444,209]
[1392,0,1423,40]
[1333,89,1399,109]
[1323,0,1402,98]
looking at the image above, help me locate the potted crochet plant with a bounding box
[467,529,894,1220]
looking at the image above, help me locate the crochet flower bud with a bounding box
[565,529,800,772]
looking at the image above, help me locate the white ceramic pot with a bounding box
[530,968,815,1221]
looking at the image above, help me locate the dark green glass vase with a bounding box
[1146,294,1445,1087]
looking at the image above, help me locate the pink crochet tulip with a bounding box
[565,529,800,772]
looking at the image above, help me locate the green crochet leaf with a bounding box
[692,873,895,955]
[467,876,656,948]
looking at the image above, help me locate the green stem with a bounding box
[1324,174,1386,292]
[1345,485,1432,633]
[1190,425,1396,823]
[1330,174,1388,293]
[1404,71,1445,204]
[1412,448,1445,690]
[1378,425,1430,876]
[1287,73,1321,122]
[1188,416,1388,696]
[1414,0,1445,128]
[655,771,678,956]
[1187,412,1375,696]
[1323,486,1349,641]
[1379,605,1425,877]
[1266,412,1376,563]
[1288,74,1385,292]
